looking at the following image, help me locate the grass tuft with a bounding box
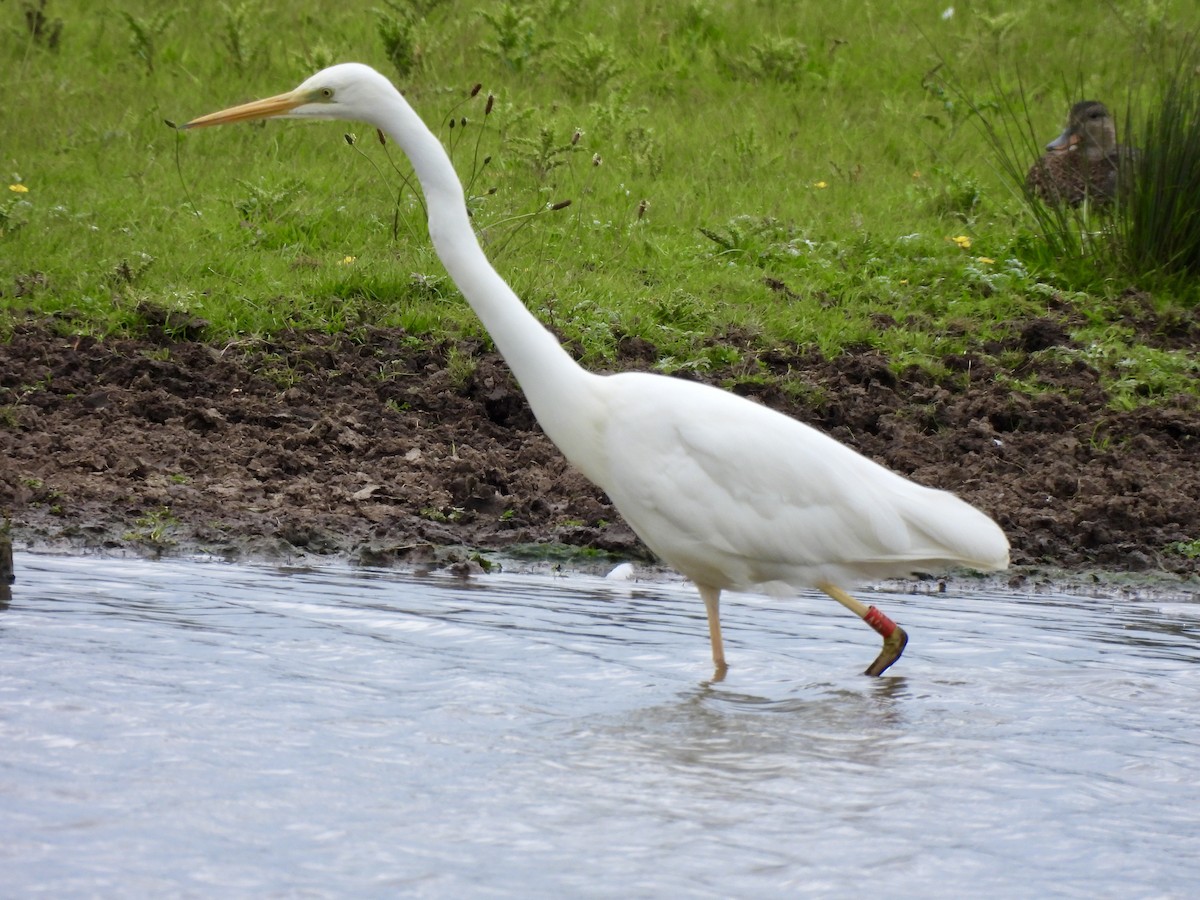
[1120,41,1200,284]
[1,0,1197,409]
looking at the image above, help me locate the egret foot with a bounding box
[862,604,907,676]
[818,587,911,677]
[863,624,908,676]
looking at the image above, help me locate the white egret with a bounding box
[184,64,1009,677]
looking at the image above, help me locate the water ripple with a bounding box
[1,554,1197,897]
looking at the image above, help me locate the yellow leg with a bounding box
[698,584,728,681]
[817,583,909,677]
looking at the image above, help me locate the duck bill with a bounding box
[1045,129,1081,152]
[182,90,304,129]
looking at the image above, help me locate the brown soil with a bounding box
[2,318,1198,580]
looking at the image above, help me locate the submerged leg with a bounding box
[697,584,728,681]
[817,583,909,676]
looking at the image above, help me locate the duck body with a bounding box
[1026,100,1128,206]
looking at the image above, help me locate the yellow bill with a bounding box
[182,90,307,130]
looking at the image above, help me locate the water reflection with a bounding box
[1,553,1198,897]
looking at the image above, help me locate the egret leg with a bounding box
[817,583,909,677]
[698,584,728,681]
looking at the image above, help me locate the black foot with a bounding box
[864,625,908,676]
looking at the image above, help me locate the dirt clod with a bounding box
[1,322,1197,577]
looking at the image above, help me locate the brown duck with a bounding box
[1026,100,1124,206]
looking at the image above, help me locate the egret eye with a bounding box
[320,88,334,100]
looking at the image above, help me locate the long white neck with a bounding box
[371,88,606,478]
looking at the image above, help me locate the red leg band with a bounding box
[864,605,897,639]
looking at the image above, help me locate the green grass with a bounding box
[961,25,1200,295]
[1121,40,1200,282]
[2,0,1199,407]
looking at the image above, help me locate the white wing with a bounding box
[597,373,1008,591]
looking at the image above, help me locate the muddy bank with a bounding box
[1,320,1198,580]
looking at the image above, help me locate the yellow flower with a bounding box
[339,255,356,264]
[813,180,828,189]
[899,279,909,285]
[950,235,971,249]
[8,183,29,193]
[977,256,995,264]
[912,170,921,179]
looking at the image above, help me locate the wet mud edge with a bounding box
[1,321,1198,585]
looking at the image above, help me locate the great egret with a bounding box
[184,63,1009,677]
[1026,100,1124,206]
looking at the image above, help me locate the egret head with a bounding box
[183,63,396,129]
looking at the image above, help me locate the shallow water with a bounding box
[2,554,1198,897]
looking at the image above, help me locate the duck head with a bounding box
[1046,100,1117,161]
